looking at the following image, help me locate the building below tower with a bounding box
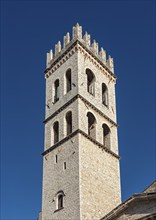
[101,181,156,220]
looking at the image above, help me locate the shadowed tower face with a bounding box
[41,23,121,220]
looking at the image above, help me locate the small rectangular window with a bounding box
[64,162,66,170]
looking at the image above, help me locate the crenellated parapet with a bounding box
[46,23,115,73]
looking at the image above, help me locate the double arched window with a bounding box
[53,69,73,103]
[51,111,73,146]
[86,112,111,149]
[86,69,95,96]
[87,112,96,139]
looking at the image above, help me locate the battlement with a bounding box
[46,23,114,73]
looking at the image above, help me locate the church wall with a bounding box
[116,199,156,220]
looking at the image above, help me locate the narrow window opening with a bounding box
[102,124,111,149]
[55,191,65,212]
[54,79,59,103]
[64,162,66,170]
[102,83,108,107]
[66,111,72,136]
[53,121,59,144]
[87,112,96,139]
[58,194,63,209]
[66,69,72,93]
[86,69,95,96]
[55,155,58,163]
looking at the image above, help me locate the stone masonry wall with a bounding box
[78,98,119,154]
[77,50,117,123]
[44,100,79,151]
[45,52,78,120]
[79,134,121,220]
[42,136,80,220]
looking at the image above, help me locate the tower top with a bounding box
[46,23,114,73]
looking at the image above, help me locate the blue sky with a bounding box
[1,0,155,219]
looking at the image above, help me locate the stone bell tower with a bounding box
[41,23,121,220]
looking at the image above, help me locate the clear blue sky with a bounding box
[1,1,155,219]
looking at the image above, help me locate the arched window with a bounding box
[87,112,96,139]
[66,69,72,93]
[54,79,59,103]
[102,83,108,107]
[86,69,95,96]
[55,191,65,211]
[66,111,72,136]
[102,124,111,149]
[53,121,59,144]
[58,194,63,209]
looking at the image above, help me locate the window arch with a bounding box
[58,194,63,209]
[66,111,72,136]
[102,83,108,107]
[86,69,95,96]
[102,124,111,149]
[87,112,96,139]
[54,79,59,103]
[53,121,59,144]
[66,69,72,93]
[55,191,65,210]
